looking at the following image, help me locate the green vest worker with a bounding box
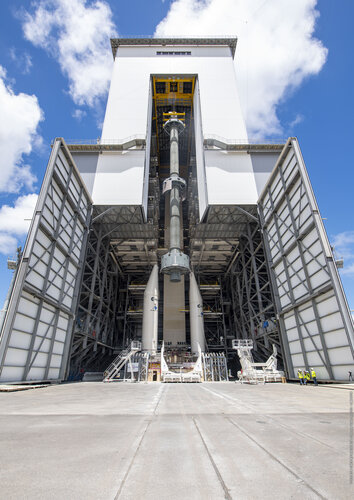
[311,368,318,386]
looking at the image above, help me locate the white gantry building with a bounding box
[0,38,353,383]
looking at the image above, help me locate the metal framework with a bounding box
[224,221,280,363]
[69,225,120,376]
[202,352,229,381]
[0,139,92,382]
[1,84,353,386]
[68,161,160,376]
[259,138,354,379]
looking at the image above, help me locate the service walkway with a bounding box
[0,382,353,499]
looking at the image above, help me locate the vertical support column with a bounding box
[83,226,102,348]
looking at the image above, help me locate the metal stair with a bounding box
[103,341,142,381]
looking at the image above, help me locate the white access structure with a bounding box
[232,339,284,384]
[160,342,203,383]
[103,340,141,382]
[0,38,353,384]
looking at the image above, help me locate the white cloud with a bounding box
[332,231,354,253]
[72,108,87,121]
[0,194,38,255]
[9,48,33,74]
[0,234,18,255]
[0,66,43,192]
[332,231,354,275]
[22,0,117,107]
[289,114,304,129]
[155,0,328,140]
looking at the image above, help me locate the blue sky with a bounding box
[0,0,353,316]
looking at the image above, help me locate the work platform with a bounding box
[0,382,352,499]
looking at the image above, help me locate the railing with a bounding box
[204,134,287,146]
[232,339,254,349]
[56,135,146,146]
[60,135,287,147]
[103,341,142,381]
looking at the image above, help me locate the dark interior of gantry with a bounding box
[67,75,285,379]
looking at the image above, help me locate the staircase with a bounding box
[103,341,142,382]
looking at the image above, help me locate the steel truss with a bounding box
[202,352,229,381]
[200,280,228,353]
[223,221,282,363]
[69,164,160,376]
[187,158,281,365]
[69,224,120,374]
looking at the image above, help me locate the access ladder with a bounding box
[103,341,141,382]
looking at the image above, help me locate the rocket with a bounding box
[141,264,159,352]
[189,271,205,353]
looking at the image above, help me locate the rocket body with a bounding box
[142,265,159,352]
[189,271,205,353]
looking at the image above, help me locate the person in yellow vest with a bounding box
[298,369,304,385]
[304,371,310,385]
[311,367,318,386]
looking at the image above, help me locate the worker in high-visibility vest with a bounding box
[304,371,310,385]
[298,369,304,385]
[311,368,318,386]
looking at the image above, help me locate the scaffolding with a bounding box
[202,352,229,381]
[223,221,282,364]
[69,225,120,376]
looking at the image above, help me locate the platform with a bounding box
[0,382,352,499]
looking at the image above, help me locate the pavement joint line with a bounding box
[203,385,345,454]
[153,383,166,415]
[192,417,233,500]
[114,419,152,500]
[264,415,344,455]
[226,417,327,500]
[200,385,256,412]
[114,385,165,499]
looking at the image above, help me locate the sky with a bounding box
[0,0,353,316]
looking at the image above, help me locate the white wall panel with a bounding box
[259,138,354,380]
[193,79,208,220]
[142,80,153,220]
[250,153,280,196]
[102,45,248,143]
[92,151,145,205]
[0,139,92,383]
[71,153,98,197]
[205,150,258,204]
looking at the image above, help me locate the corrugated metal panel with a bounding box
[259,138,354,380]
[0,139,92,382]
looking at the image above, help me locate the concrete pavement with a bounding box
[0,382,353,499]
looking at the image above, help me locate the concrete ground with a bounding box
[0,382,353,500]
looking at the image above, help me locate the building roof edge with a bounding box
[110,37,238,59]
